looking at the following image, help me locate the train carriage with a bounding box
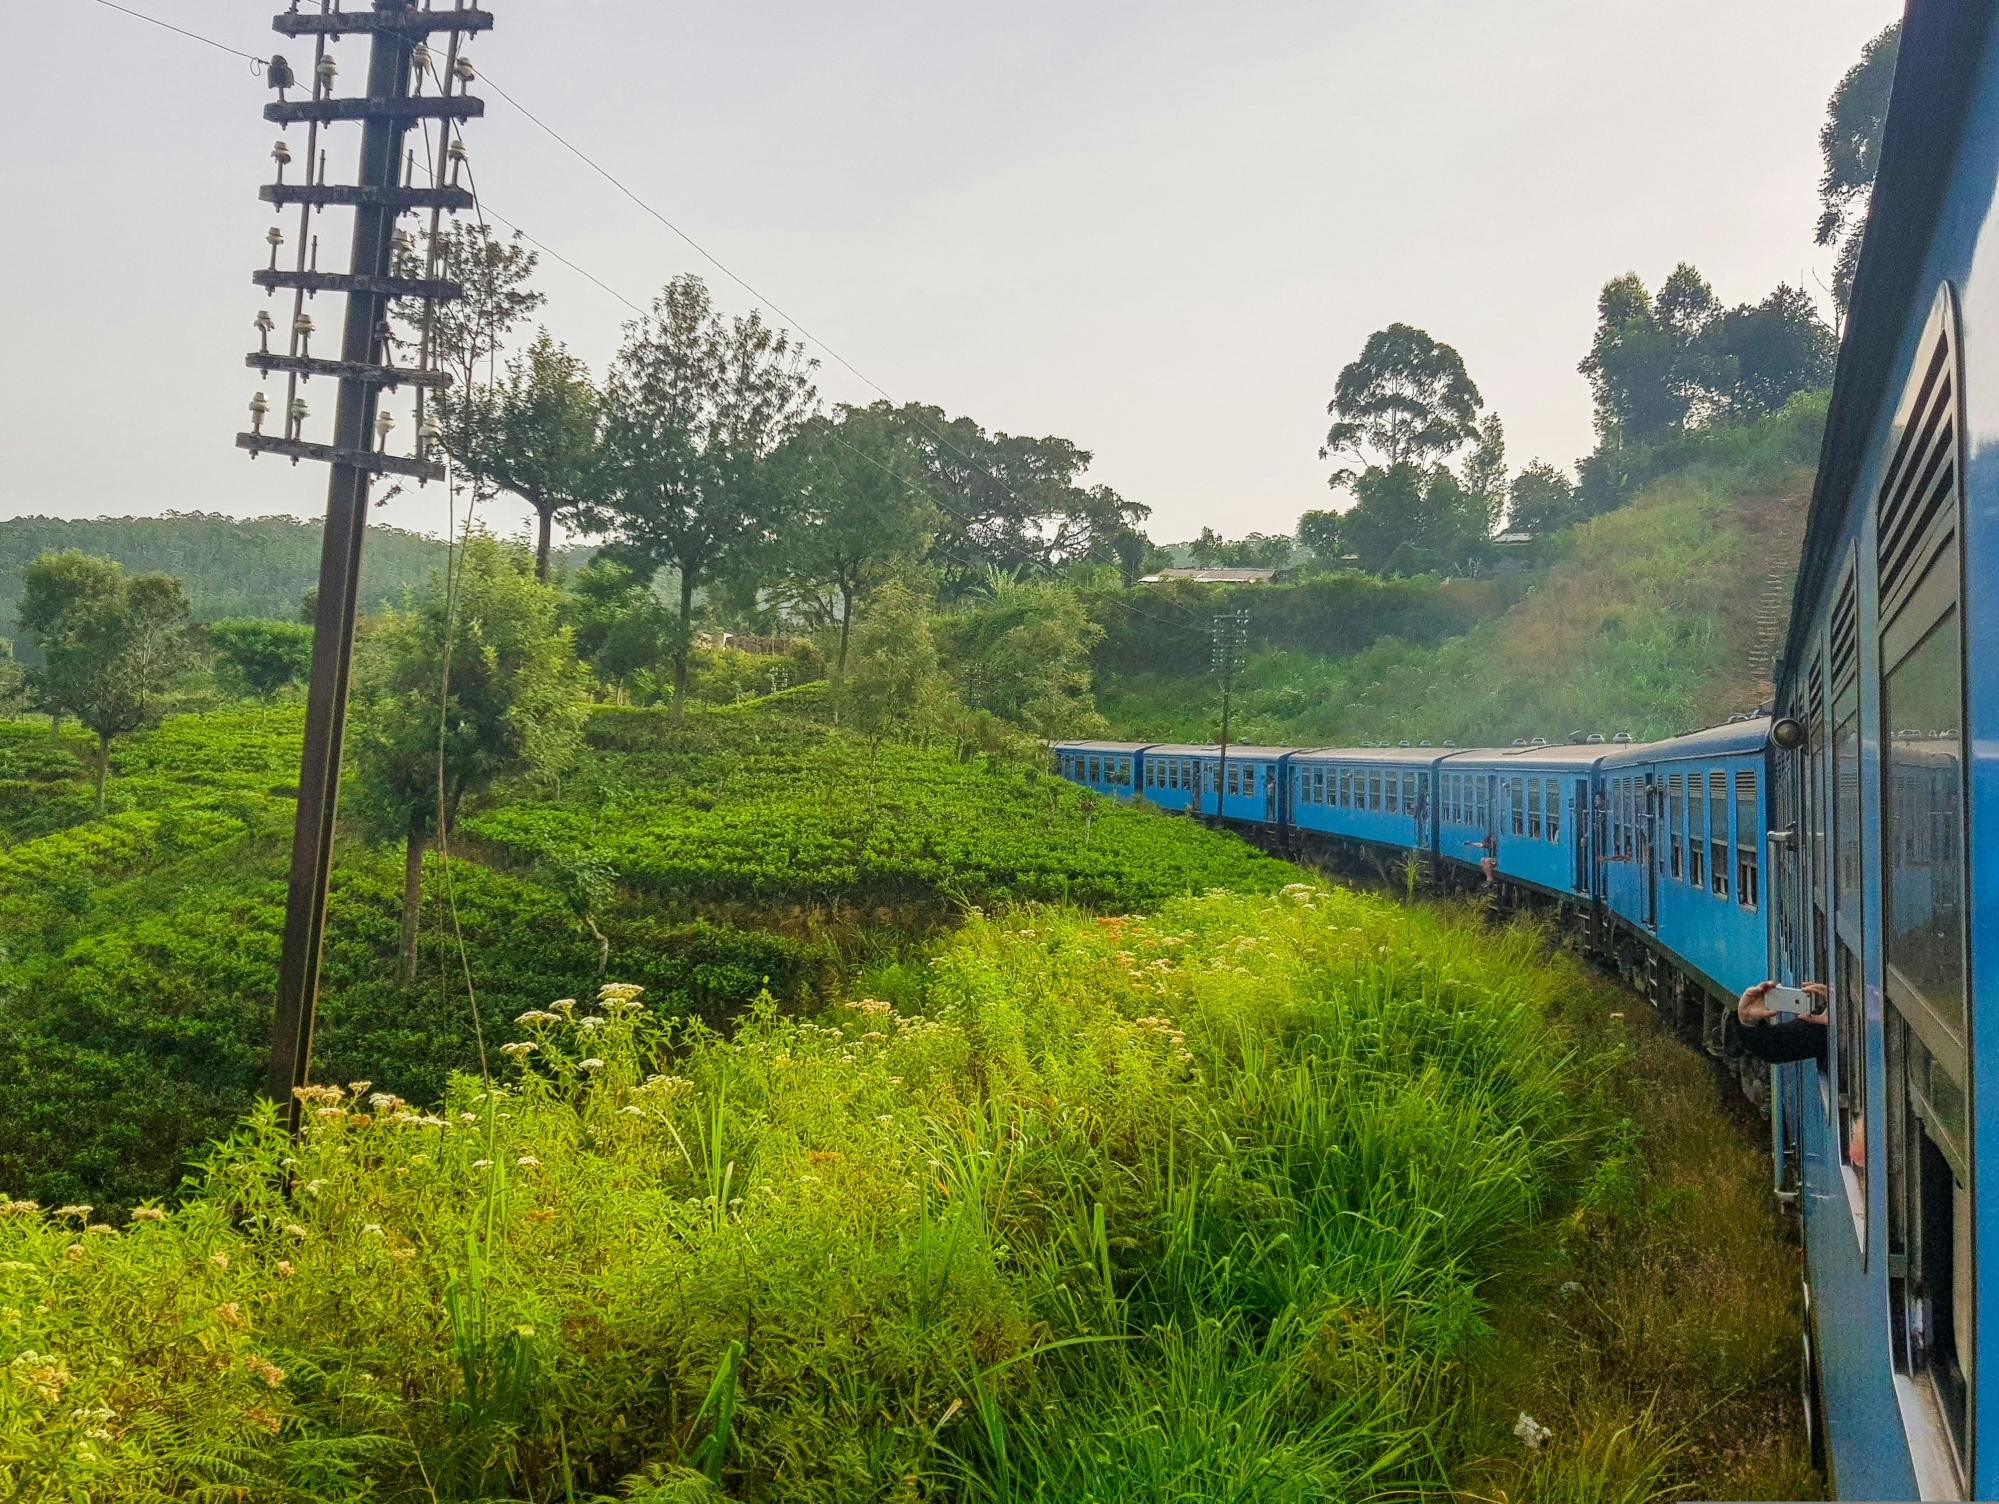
[1051,741,1148,801]
[1597,718,1772,1007]
[1287,746,1447,856]
[1438,743,1603,900]
[1759,4,1997,1493]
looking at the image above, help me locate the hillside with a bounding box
[0,515,449,641]
[1096,396,1824,747]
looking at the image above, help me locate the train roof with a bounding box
[1052,740,1153,754]
[1783,2,1994,685]
[1597,715,1772,770]
[1291,745,1461,765]
[1143,744,1294,760]
[1441,743,1617,771]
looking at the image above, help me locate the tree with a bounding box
[453,332,600,582]
[839,582,947,743]
[349,537,587,982]
[0,640,22,716]
[1702,284,1838,419]
[1507,461,1583,536]
[589,275,818,717]
[207,619,314,700]
[941,574,1105,737]
[772,403,938,674]
[1579,270,1699,443]
[1320,324,1484,490]
[1187,530,1296,569]
[1462,412,1508,534]
[396,223,545,405]
[1339,463,1491,576]
[1295,509,1345,566]
[565,558,675,701]
[18,552,192,814]
[1817,23,1902,310]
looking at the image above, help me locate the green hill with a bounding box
[0,514,450,642]
[1096,395,1825,747]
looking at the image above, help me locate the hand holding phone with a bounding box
[1762,985,1817,1016]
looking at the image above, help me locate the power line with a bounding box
[84,0,269,65]
[81,0,1199,633]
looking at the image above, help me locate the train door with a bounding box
[1264,763,1277,825]
[1640,775,1659,930]
[1573,779,1590,893]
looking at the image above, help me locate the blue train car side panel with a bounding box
[1440,746,1602,898]
[1287,748,1444,856]
[1052,741,1150,802]
[1600,720,1773,1001]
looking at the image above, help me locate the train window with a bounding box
[1708,771,1729,899]
[1385,771,1400,814]
[1546,778,1561,843]
[1226,763,1239,797]
[1688,780,1705,888]
[1244,764,1257,798]
[1367,770,1380,811]
[1527,780,1542,839]
[1735,771,1759,910]
[1667,776,1684,880]
[1089,756,1102,784]
[1510,778,1526,837]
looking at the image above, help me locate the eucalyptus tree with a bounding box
[589,275,818,717]
[1320,324,1485,490]
[1816,22,1902,311]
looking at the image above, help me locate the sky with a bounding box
[2,0,1899,548]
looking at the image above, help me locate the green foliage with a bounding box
[1508,459,1585,535]
[1341,461,1493,576]
[19,552,195,811]
[1185,527,1296,569]
[470,707,1286,912]
[1817,22,1902,307]
[0,890,1609,1500]
[589,274,818,714]
[453,329,601,580]
[938,576,1105,737]
[840,583,947,740]
[1580,266,1834,451]
[1321,322,1485,489]
[0,514,448,642]
[205,618,314,700]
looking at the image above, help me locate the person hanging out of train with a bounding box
[1732,980,1829,1064]
[1464,832,1498,887]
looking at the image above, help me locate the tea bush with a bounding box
[0,885,1598,1502]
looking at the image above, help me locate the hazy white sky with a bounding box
[4,0,1896,547]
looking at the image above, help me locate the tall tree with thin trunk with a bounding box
[1816,22,1902,312]
[18,552,191,814]
[1320,324,1484,492]
[772,403,937,674]
[589,275,818,717]
[453,331,601,581]
[349,537,586,983]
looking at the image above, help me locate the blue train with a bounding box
[1061,5,1994,1493]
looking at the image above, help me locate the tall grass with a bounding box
[0,885,1605,1502]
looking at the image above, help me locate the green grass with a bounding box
[0,887,1597,1501]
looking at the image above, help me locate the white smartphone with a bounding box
[1764,985,1818,1016]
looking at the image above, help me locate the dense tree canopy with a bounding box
[772,404,939,673]
[589,274,818,716]
[1186,529,1296,569]
[1321,324,1484,490]
[19,552,193,813]
[1506,462,1583,536]
[205,618,313,701]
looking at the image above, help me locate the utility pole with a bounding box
[240,0,494,1132]
[1211,608,1249,818]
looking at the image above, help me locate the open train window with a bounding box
[1667,775,1684,880]
[1527,780,1542,839]
[1510,777,1525,836]
[1546,778,1561,843]
[1688,779,1706,888]
[1735,771,1758,910]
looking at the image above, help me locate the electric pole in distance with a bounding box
[1211,608,1249,819]
[240,0,494,1133]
